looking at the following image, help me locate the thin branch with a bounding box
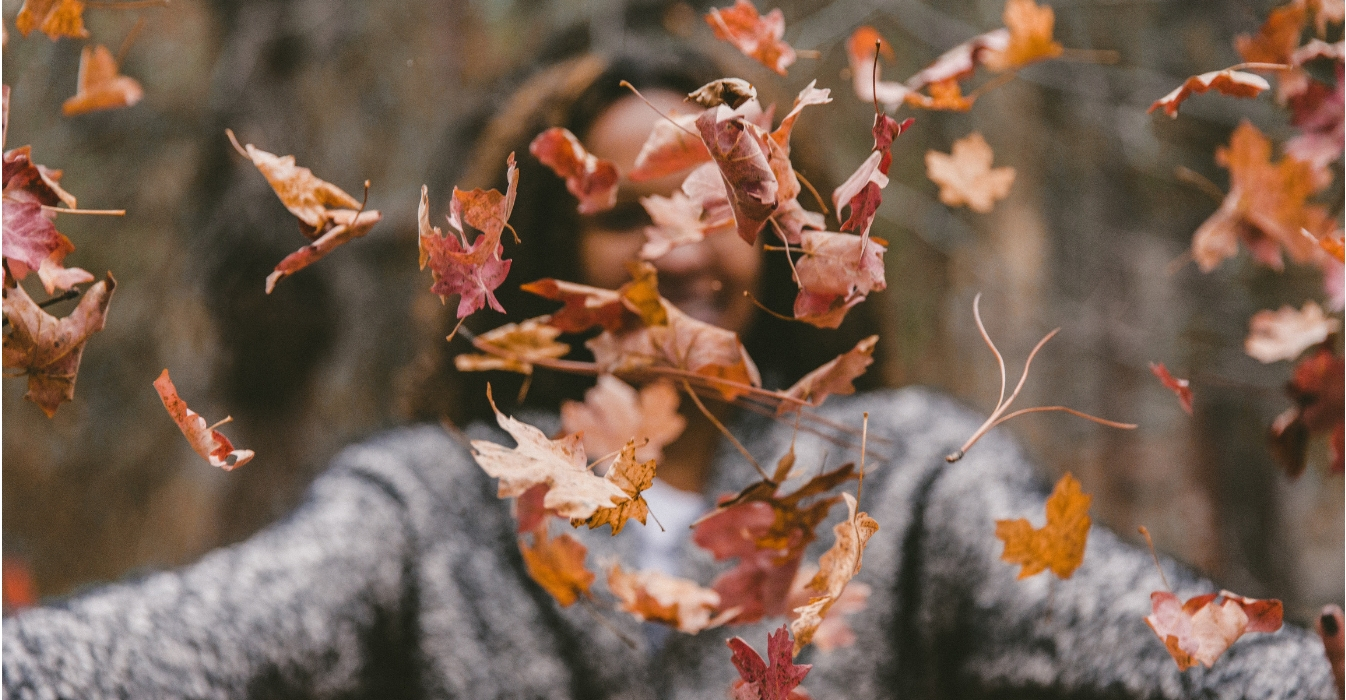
[795,49,821,60]
[964,71,1018,103]
[681,379,770,481]
[116,16,146,66]
[743,290,798,322]
[578,596,640,649]
[793,169,829,216]
[973,293,1008,412]
[224,129,250,159]
[856,412,869,504]
[991,406,1137,430]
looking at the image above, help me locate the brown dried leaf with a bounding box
[529,127,619,214]
[925,132,1016,213]
[575,440,656,535]
[1149,70,1271,118]
[153,369,254,470]
[705,1,796,76]
[792,231,886,329]
[454,316,569,375]
[788,493,878,654]
[61,45,144,117]
[607,563,733,633]
[520,526,594,607]
[1146,590,1283,670]
[994,471,1091,580]
[779,335,877,413]
[2,275,114,417]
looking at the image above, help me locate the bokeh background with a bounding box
[3,0,1341,627]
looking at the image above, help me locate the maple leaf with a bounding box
[519,526,594,607]
[785,565,870,653]
[630,112,710,182]
[453,316,570,375]
[560,375,685,462]
[1236,2,1307,66]
[982,0,1064,71]
[1145,590,1283,670]
[228,130,383,291]
[529,127,619,214]
[995,472,1091,580]
[1192,121,1331,272]
[833,115,912,241]
[1149,362,1194,416]
[2,275,114,417]
[705,0,797,76]
[418,176,513,318]
[792,230,887,329]
[153,369,254,470]
[1269,345,1344,477]
[696,103,779,245]
[520,278,626,332]
[61,45,144,117]
[470,388,628,520]
[693,463,855,622]
[1149,70,1271,118]
[846,27,913,112]
[607,563,735,633]
[1245,301,1341,363]
[572,440,656,535]
[726,626,812,700]
[3,145,83,285]
[639,191,709,260]
[788,493,878,654]
[779,335,878,413]
[14,0,87,40]
[925,132,1016,213]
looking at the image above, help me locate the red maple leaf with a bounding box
[529,127,619,214]
[417,155,518,319]
[726,626,812,700]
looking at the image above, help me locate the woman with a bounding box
[4,34,1339,700]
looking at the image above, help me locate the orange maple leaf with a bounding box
[572,440,656,535]
[153,369,255,470]
[705,0,797,76]
[995,472,1091,580]
[925,132,1016,213]
[983,0,1064,71]
[519,526,594,607]
[1236,2,1307,65]
[61,45,144,117]
[15,0,88,40]
[2,274,115,417]
[607,564,735,633]
[453,316,569,375]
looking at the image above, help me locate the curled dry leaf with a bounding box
[779,335,878,413]
[2,274,114,417]
[470,389,628,520]
[792,230,887,329]
[1245,301,1340,363]
[519,526,594,607]
[630,112,709,182]
[689,79,759,110]
[785,565,870,653]
[560,375,685,462]
[1192,121,1332,272]
[607,563,734,633]
[418,161,517,317]
[229,130,382,292]
[925,132,1016,213]
[453,316,569,375]
[1269,345,1344,477]
[1149,70,1271,118]
[905,30,1009,93]
[1145,590,1283,670]
[153,369,254,470]
[788,493,878,655]
[727,626,812,700]
[529,127,619,214]
[833,114,912,241]
[696,105,778,245]
[572,440,656,535]
[15,0,87,40]
[693,463,855,622]
[1149,362,1194,415]
[61,45,144,117]
[995,472,1091,580]
[982,0,1064,71]
[705,1,796,76]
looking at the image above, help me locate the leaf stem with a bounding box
[619,81,700,138]
[40,206,125,216]
[681,379,770,481]
[1138,526,1172,592]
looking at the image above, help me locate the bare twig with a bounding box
[681,379,770,481]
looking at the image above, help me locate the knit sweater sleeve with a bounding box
[906,423,1337,699]
[2,467,415,700]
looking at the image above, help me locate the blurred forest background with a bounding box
[2,0,1341,627]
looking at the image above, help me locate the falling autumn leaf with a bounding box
[639,191,710,260]
[520,278,627,333]
[453,316,569,375]
[470,388,628,521]
[153,369,254,470]
[689,79,759,110]
[630,112,710,182]
[2,274,114,417]
[1149,69,1271,118]
[995,471,1091,580]
[607,564,735,633]
[833,114,912,241]
[779,336,878,413]
[696,103,779,245]
[982,0,1064,71]
[705,0,797,76]
[14,0,88,40]
[418,178,512,319]
[1192,121,1331,272]
[788,493,878,654]
[925,132,1016,213]
[1145,589,1283,670]
[1269,345,1344,477]
[61,45,144,117]
[1245,301,1341,363]
[1286,65,1344,175]
[727,626,812,700]
[905,31,1010,93]
[560,375,685,462]
[1149,362,1194,415]
[1236,2,1307,66]
[785,565,870,653]
[3,145,82,286]
[529,127,619,214]
[228,130,382,292]
[792,230,887,329]
[573,440,656,535]
[520,526,594,607]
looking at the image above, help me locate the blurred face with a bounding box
[579,91,762,335]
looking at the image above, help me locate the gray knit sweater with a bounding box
[3,388,1336,699]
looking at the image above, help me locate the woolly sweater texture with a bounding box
[3,388,1336,699]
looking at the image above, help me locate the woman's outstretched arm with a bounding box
[3,467,415,700]
[905,428,1337,700]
